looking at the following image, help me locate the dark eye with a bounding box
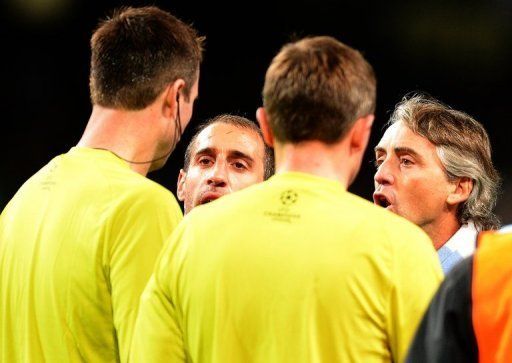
[373,158,384,168]
[400,157,413,166]
[233,161,248,170]
[198,157,213,166]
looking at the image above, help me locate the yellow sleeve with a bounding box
[108,190,182,363]
[387,228,443,363]
[130,223,188,362]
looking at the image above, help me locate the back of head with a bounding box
[389,94,500,230]
[89,6,203,110]
[262,36,376,144]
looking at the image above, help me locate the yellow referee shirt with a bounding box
[0,147,182,362]
[131,172,442,363]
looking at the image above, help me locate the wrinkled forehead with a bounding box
[375,120,447,171]
[192,122,264,157]
[376,121,428,150]
[379,122,404,144]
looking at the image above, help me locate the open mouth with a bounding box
[374,194,391,208]
[200,196,219,205]
[199,191,222,205]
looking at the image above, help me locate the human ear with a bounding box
[447,177,473,206]
[163,79,186,119]
[350,114,374,155]
[177,169,187,201]
[256,107,274,148]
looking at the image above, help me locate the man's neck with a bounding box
[274,140,353,189]
[77,105,161,176]
[422,215,462,251]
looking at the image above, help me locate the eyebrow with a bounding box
[229,150,255,164]
[194,148,255,164]
[394,147,421,159]
[374,146,423,160]
[374,146,385,154]
[194,147,215,156]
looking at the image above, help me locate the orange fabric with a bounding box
[472,230,512,363]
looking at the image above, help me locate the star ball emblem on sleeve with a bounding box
[280,190,298,206]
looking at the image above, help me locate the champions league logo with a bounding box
[280,190,298,206]
[263,190,300,223]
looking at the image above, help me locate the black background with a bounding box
[2,0,511,223]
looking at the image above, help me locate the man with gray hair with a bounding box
[373,94,500,273]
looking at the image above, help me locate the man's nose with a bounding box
[374,159,394,186]
[207,161,228,187]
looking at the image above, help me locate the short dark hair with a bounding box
[390,94,501,230]
[89,6,204,110]
[183,114,274,180]
[263,36,376,144]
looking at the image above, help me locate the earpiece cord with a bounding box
[95,98,182,165]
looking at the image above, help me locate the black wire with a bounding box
[99,98,182,165]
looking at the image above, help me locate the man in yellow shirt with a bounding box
[131,36,442,362]
[0,6,202,362]
[177,114,274,214]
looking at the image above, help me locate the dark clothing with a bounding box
[407,228,512,363]
[406,257,478,363]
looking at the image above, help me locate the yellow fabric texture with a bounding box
[0,147,182,362]
[131,172,442,363]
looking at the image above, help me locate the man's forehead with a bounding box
[379,122,404,143]
[377,121,425,150]
[192,122,263,156]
